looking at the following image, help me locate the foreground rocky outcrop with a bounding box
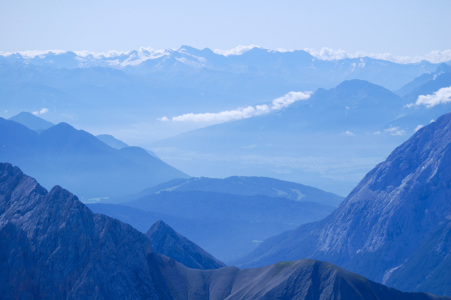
[0,162,448,299]
[0,163,161,299]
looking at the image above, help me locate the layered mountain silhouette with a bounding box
[121,190,335,262]
[1,162,448,299]
[0,117,187,200]
[397,63,451,101]
[0,47,443,146]
[146,220,225,270]
[237,112,451,296]
[392,64,451,131]
[96,133,129,149]
[2,49,448,196]
[151,79,413,195]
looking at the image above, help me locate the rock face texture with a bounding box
[0,163,161,299]
[152,256,448,300]
[238,112,451,296]
[0,162,449,299]
[146,220,225,270]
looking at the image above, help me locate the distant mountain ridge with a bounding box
[9,111,54,132]
[96,133,129,149]
[0,117,187,200]
[237,112,451,296]
[135,176,344,207]
[1,162,448,300]
[151,79,414,195]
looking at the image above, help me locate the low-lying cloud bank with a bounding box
[2,46,451,64]
[213,45,451,64]
[304,47,451,64]
[159,91,312,123]
[407,86,451,108]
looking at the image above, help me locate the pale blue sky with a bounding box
[1,0,450,56]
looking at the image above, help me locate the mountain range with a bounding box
[1,47,450,196]
[0,114,187,201]
[237,112,451,296]
[0,46,446,144]
[151,78,449,195]
[1,162,448,299]
[97,188,337,263]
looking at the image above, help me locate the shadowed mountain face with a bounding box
[0,163,448,300]
[0,163,162,299]
[146,220,225,270]
[0,118,187,201]
[237,112,451,296]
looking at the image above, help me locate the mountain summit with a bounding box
[238,112,451,296]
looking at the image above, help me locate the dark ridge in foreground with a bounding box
[0,162,448,299]
[152,255,448,300]
[146,220,225,270]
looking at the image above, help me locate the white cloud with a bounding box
[161,91,312,123]
[271,91,312,110]
[213,45,262,56]
[344,131,355,136]
[171,105,269,123]
[406,86,451,108]
[385,126,405,136]
[32,108,48,115]
[158,116,169,122]
[414,125,424,132]
[4,50,67,59]
[304,47,451,64]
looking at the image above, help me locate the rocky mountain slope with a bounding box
[1,162,447,299]
[0,163,163,299]
[146,220,225,270]
[237,112,451,296]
